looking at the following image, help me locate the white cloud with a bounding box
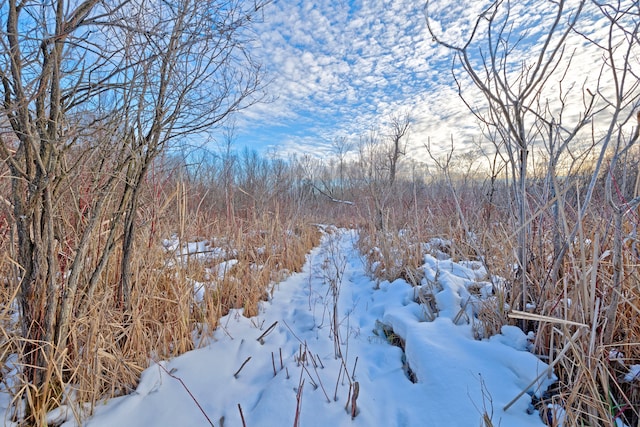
[228,0,640,168]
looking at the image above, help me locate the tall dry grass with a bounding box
[355,166,640,426]
[0,151,324,424]
[1,142,638,425]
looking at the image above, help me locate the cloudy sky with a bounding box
[224,0,637,164]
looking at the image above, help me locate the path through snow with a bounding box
[76,229,553,427]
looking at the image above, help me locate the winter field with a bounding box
[42,228,555,427]
[2,0,640,426]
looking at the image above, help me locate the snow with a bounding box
[30,229,552,426]
[163,237,233,264]
[625,365,640,383]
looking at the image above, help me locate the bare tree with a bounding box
[588,2,640,344]
[387,112,411,186]
[331,136,353,197]
[0,0,267,421]
[426,0,640,423]
[424,0,593,314]
[222,121,238,224]
[356,129,389,230]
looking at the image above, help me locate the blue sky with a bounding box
[225,0,457,160]
[220,0,634,164]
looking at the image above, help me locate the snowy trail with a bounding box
[78,229,551,427]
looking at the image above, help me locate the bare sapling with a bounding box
[0,0,269,422]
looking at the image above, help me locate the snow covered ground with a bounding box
[55,229,554,426]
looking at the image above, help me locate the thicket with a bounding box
[422,0,640,422]
[2,116,640,425]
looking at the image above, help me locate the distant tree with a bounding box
[331,136,353,196]
[387,112,411,186]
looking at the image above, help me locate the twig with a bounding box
[271,352,277,377]
[334,362,343,401]
[303,367,318,389]
[351,382,360,419]
[282,319,304,344]
[504,328,583,411]
[279,348,284,369]
[293,379,305,427]
[351,356,359,380]
[155,361,214,426]
[316,354,324,369]
[238,403,247,427]
[256,321,278,344]
[334,361,352,401]
[345,382,352,410]
[338,355,353,387]
[508,310,588,328]
[234,356,252,379]
[308,355,331,402]
[310,353,318,368]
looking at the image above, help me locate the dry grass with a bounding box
[0,176,322,425]
[356,175,640,426]
[200,217,321,318]
[357,226,424,285]
[1,146,638,426]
